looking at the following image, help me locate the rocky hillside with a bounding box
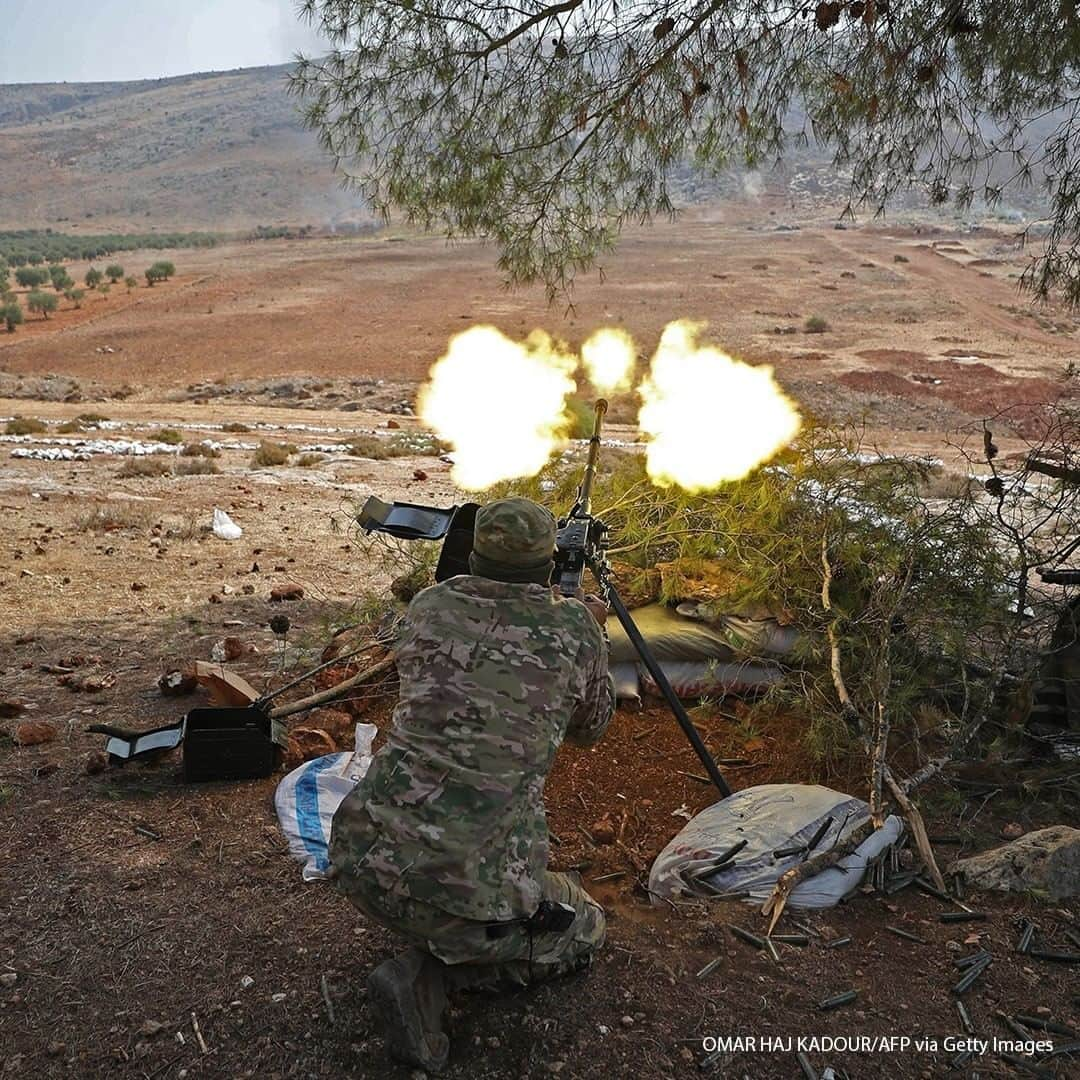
[0,65,370,232]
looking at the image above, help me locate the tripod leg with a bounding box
[605,587,732,798]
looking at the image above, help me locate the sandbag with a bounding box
[649,783,903,909]
[607,604,735,664]
[275,722,377,881]
[639,659,784,698]
[676,602,801,659]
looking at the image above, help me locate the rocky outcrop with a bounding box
[951,826,1080,901]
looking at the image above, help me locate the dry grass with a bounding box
[57,419,86,434]
[252,440,292,467]
[295,453,325,468]
[175,458,220,476]
[117,456,174,478]
[5,417,47,435]
[72,502,155,532]
[180,441,220,458]
[804,315,830,334]
[222,421,251,433]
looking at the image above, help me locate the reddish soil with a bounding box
[2,214,1079,1079]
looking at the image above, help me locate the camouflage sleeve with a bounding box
[564,614,616,748]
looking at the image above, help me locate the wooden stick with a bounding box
[269,656,395,719]
[884,767,946,891]
[761,820,875,934]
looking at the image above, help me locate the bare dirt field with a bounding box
[1,208,1078,1079]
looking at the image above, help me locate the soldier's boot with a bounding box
[367,948,449,1073]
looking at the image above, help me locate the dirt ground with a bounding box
[1,208,1079,1079]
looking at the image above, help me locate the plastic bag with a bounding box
[274,722,377,881]
[648,783,903,909]
[212,507,243,540]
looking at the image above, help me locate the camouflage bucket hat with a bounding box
[472,497,556,571]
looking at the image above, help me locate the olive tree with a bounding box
[84,267,104,289]
[293,1,1080,300]
[2,302,23,332]
[105,263,125,283]
[27,290,58,319]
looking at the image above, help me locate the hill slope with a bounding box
[0,65,370,231]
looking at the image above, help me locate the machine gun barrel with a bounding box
[575,398,607,518]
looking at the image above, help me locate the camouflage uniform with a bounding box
[331,498,615,988]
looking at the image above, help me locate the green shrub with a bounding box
[347,432,444,459]
[106,264,124,283]
[77,412,110,424]
[893,253,910,264]
[221,421,251,433]
[252,440,292,467]
[5,417,47,435]
[117,456,173,478]
[180,441,220,458]
[804,315,830,334]
[124,275,138,291]
[84,267,103,288]
[64,287,85,309]
[295,453,325,468]
[149,428,184,445]
[57,419,86,434]
[2,302,22,332]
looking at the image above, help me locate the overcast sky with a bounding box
[0,0,329,84]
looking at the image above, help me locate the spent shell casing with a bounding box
[770,934,810,946]
[729,925,766,950]
[886,925,927,945]
[999,1053,1055,1079]
[914,876,953,903]
[795,1050,818,1080]
[1015,1014,1079,1036]
[883,871,918,896]
[1065,929,1080,951]
[940,911,988,923]
[952,955,992,995]
[955,949,992,970]
[824,936,852,949]
[792,921,822,939]
[818,989,858,1011]
[773,845,807,859]
[997,1010,1034,1042]
[763,937,782,963]
[956,999,975,1035]
[949,1049,974,1069]
[696,955,724,979]
[1028,949,1080,964]
[711,839,749,867]
[1017,921,1037,954]
[804,816,833,856]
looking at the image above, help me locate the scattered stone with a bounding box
[130,582,148,592]
[283,728,337,768]
[240,975,255,990]
[13,720,57,747]
[211,638,245,663]
[0,701,27,719]
[139,1020,167,1038]
[386,419,400,429]
[952,826,1080,901]
[84,750,110,775]
[0,972,17,988]
[412,469,428,481]
[208,593,222,604]
[590,814,617,845]
[270,585,304,603]
[1002,822,1024,840]
[242,584,255,595]
[46,1042,64,1058]
[158,667,197,696]
[620,1015,634,1027]
[271,993,287,1003]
